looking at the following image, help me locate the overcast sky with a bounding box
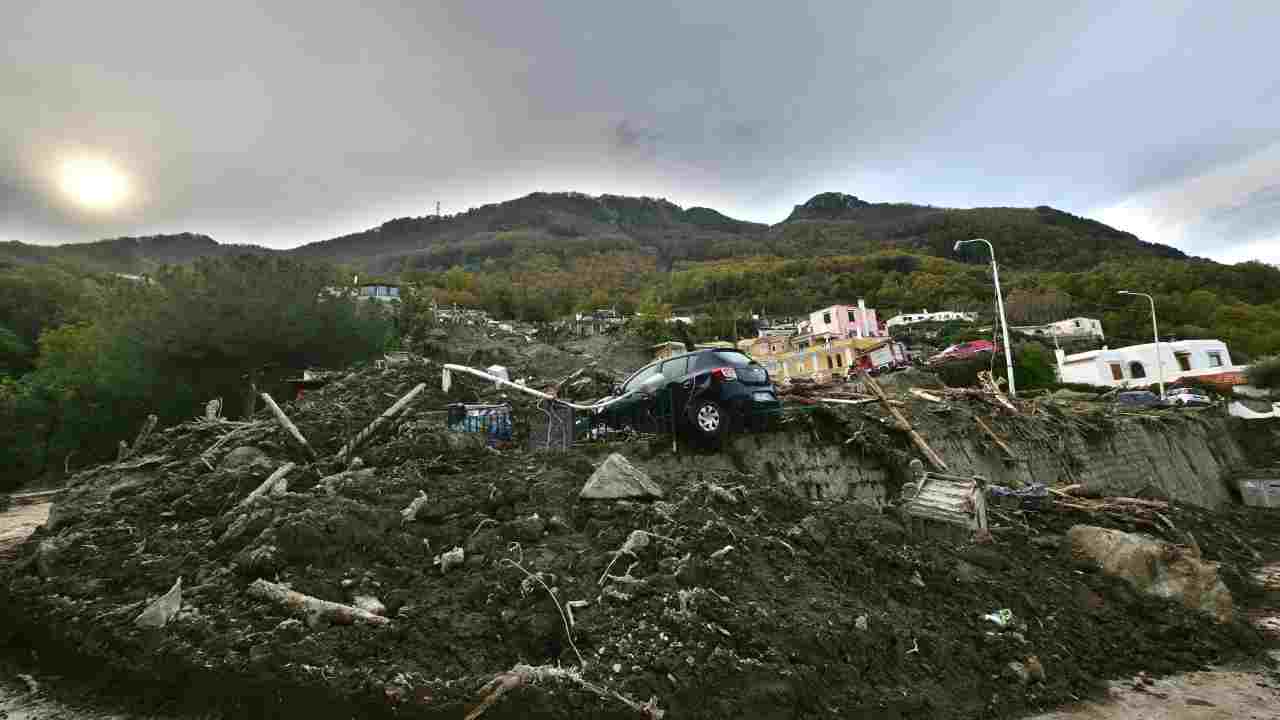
[2,1,1278,264]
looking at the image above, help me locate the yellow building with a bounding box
[743,334,904,383]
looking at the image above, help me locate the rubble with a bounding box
[1,334,1277,720]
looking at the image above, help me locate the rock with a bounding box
[1067,525,1233,623]
[436,546,465,574]
[221,446,268,470]
[400,491,430,523]
[1025,655,1046,682]
[579,454,663,500]
[353,595,386,616]
[855,614,868,631]
[134,577,182,629]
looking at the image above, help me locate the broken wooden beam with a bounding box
[260,393,318,460]
[237,462,295,508]
[973,415,1018,459]
[977,371,1017,413]
[909,389,945,404]
[247,578,390,627]
[858,368,948,472]
[336,382,427,463]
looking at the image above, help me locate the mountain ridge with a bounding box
[1,191,1206,275]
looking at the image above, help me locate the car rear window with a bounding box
[622,363,661,392]
[662,356,690,380]
[710,351,755,367]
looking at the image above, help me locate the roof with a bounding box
[1062,338,1228,363]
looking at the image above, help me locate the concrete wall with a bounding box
[640,431,891,507]
[927,415,1248,508]
[633,414,1261,510]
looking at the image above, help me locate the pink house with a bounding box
[808,299,884,338]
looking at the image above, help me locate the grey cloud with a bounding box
[2,0,1279,261]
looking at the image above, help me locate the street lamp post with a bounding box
[954,238,1016,398]
[1118,290,1164,399]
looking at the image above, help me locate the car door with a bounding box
[656,355,692,428]
[607,362,662,430]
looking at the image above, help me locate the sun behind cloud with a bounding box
[57,155,131,211]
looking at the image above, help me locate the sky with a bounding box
[2,0,1278,264]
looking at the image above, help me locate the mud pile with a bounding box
[2,357,1277,720]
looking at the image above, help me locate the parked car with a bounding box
[597,348,782,441]
[928,340,995,365]
[1164,387,1214,407]
[1115,390,1162,408]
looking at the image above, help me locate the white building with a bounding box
[1013,317,1104,340]
[1056,339,1236,388]
[885,309,978,329]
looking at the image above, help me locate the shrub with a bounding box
[1246,356,1280,390]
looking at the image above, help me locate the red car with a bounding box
[928,340,995,365]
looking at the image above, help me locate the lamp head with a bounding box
[1117,290,1133,296]
[953,241,963,251]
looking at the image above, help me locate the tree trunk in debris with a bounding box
[243,367,260,419]
[248,578,390,627]
[260,393,317,460]
[859,368,949,472]
[336,382,427,462]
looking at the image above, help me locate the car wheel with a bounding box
[689,399,728,441]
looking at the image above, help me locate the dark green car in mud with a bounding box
[595,348,782,441]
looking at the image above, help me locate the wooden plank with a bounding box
[859,367,949,472]
[973,415,1018,459]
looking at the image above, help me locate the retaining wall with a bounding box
[634,413,1271,509]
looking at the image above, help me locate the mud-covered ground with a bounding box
[2,348,1279,720]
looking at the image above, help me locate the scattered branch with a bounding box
[337,382,427,462]
[237,462,295,509]
[247,578,390,628]
[260,393,318,460]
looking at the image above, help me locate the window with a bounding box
[661,356,689,380]
[1128,361,1147,379]
[826,356,834,369]
[1175,352,1192,372]
[1207,351,1223,368]
[823,312,831,324]
[835,354,844,367]
[1110,363,1124,381]
[622,363,661,393]
[1074,320,1081,327]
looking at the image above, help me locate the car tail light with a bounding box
[711,367,738,381]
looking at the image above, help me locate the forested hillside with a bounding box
[0,233,274,275]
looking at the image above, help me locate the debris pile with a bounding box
[1,348,1277,720]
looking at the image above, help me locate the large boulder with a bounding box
[579,453,663,500]
[1067,525,1232,623]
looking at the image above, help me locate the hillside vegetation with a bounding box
[2,191,1279,488]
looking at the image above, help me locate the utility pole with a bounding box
[955,238,1017,398]
[436,201,441,217]
[1118,290,1165,399]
